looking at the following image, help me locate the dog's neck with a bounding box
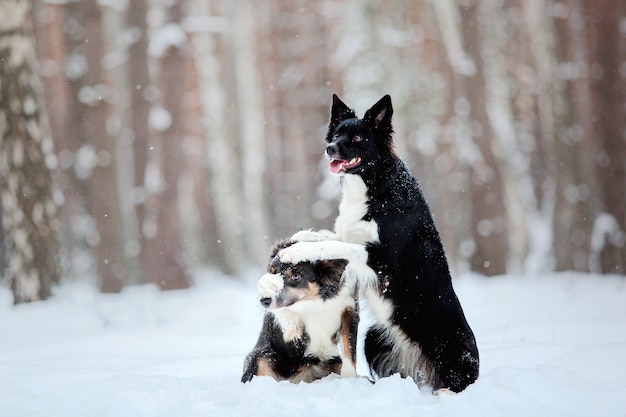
[334,174,379,245]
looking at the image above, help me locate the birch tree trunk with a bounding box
[0,0,61,303]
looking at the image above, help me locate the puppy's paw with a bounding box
[290,229,334,242]
[273,309,303,342]
[434,388,456,396]
[281,320,304,342]
[257,273,284,298]
[340,362,357,378]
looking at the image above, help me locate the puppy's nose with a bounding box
[260,297,272,308]
[326,143,339,157]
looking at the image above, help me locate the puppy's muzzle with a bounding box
[257,273,284,310]
[260,297,272,308]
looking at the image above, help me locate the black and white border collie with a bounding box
[279,95,479,393]
[242,239,365,383]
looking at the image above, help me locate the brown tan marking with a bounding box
[280,282,321,307]
[338,307,357,371]
[255,358,279,379]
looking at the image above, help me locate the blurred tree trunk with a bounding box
[0,0,62,303]
[189,0,244,275]
[31,2,77,275]
[233,0,270,264]
[551,0,595,272]
[457,1,509,276]
[512,0,557,272]
[179,43,220,267]
[126,0,152,272]
[141,0,190,290]
[583,0,626,274]
[426,0,472,273]
[65,0,127,292]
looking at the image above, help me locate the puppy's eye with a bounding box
[353,134,363,142]
[290,274,302,283]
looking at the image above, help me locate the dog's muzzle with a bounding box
[257,273,284,309]
[326,143,340,159]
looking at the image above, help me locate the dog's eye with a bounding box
[289,274,302,283]
[353,134,363,142]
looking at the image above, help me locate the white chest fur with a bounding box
[334,175,379,245]
[271,285,355,360]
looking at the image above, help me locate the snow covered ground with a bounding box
[1,270,625,417]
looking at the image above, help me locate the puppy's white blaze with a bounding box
[335,175,379,244]
[257,273,284,298]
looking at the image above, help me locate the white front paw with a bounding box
[257,273,284,298]
[290,229,334,242]
[281,320,303,341]
[273,309,303,341]
[279,242,322,264]
[434,388,456,396]
[340,362,357,378]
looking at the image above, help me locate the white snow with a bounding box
[1,270,625,417]
[148,23,187,58]
[148,106,173,132]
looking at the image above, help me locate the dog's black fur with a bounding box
[241,240,358,383]
[281,95,479,392]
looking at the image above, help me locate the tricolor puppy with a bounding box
[241,240,359,383]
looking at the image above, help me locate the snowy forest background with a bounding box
[1,0,625,303]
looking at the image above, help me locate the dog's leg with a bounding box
[337,304,359,378]
[279,240,368,265]
[344,259,378,290]
[364,325,398,379]
[290,228,336,242]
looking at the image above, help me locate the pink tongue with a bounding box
[329,160,345,174]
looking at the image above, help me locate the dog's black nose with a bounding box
[326,143,339,157]
[260,297,272,308]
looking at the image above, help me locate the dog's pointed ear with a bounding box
[364,95,393,129]
[329,94,356,131]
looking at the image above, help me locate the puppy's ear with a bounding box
[364,95,393,129]
[328,94,356,134]
[315,259,348,282]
